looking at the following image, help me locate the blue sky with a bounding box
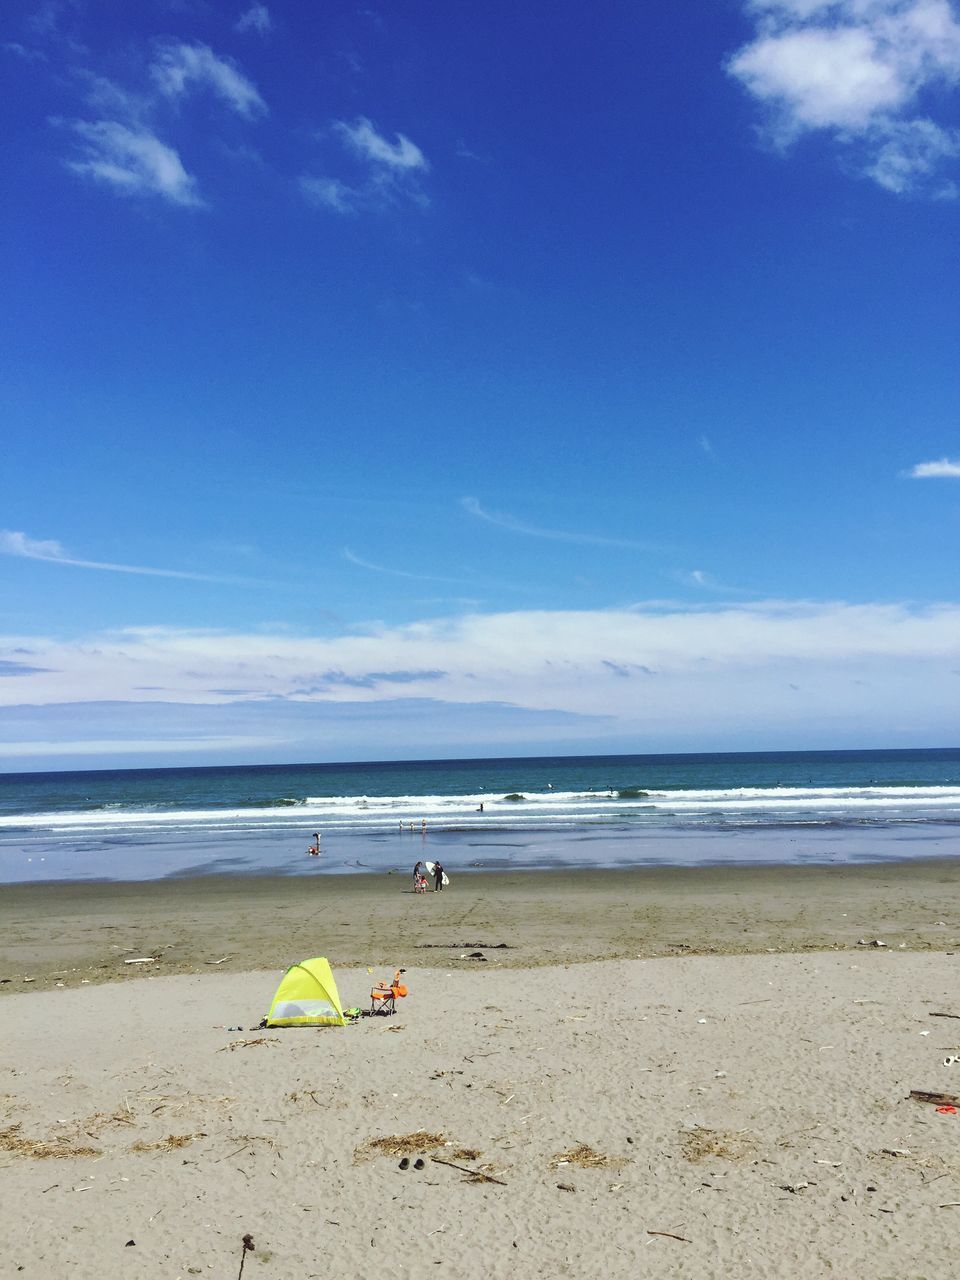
[2,0,960,769]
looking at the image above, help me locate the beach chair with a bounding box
[369,968,408,1016]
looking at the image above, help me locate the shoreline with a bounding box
[4,816,960,884]
[3,858,960,992]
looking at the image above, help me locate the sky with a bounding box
[2,0,960,771]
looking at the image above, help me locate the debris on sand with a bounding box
[130,1132,206,1153]
[909,1090,959,1108]
[218,1037,280,1053]
[680,1126,756,1163]
[355,1131,446,1161]
[0,1124,98,1160]
[549,1144,627,1171]
[431,1155,507,1186]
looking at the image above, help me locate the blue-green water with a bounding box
[2,748,959,882]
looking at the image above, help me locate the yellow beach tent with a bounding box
[266,956,345,1027]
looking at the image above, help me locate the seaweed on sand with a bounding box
[549,1144,627,1170]
[0,1123,99,1160]
[355,1131,446,1161]
[130,1132,206,1153]
[681,1126,756,1163]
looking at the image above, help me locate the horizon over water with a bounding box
[2,747,960,884]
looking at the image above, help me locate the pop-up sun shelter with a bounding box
[266,956,345,1027]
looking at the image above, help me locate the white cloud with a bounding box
[303,117,429,214]
[3,40,47,62]
[1,529,229,580]
[729,1,960,195]
[461,497,661,551]
[300,175,358,213]
[909,456,960,476]
[333,117,428,172]
[235,4,271,35]
[343,548,462,583]
[63,119,204,206]
[732,27,906,129]
[0,736,270,758]
[4,600,960,761]
[863,116,960,191]
[78,72,149,121]
[151,41,266,117]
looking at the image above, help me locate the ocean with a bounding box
[2,748,959,883]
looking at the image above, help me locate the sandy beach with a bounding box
[3,864,960,1277]
[3,860,960,990]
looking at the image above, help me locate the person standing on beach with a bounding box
[433,860,445,891]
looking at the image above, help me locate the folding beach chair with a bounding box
[369,968,408,1016]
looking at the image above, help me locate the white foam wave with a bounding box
[3,783,960,834]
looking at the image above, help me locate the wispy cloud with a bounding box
[909,456,960,477]
[52,37,264,206]
[2,40,47,62]
[683,568,757,596]
[151,41,267,117]
[303,117,430,214]
[62,119,203,206]
[235,4,271,35]
[1,530,231,582]
[343,547,462,583]
[729,1,960,196]
[334,117,428,172]
[300,176,357,214]
[461,497,661,551]
[0,735,272,759]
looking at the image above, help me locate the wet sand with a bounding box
[3,859,959,991]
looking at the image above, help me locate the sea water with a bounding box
[1,748,959,883]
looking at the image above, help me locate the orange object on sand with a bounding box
[369,969,408,1015]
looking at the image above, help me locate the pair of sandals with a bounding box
[398,1157,426,1170]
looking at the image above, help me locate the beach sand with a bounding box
[3,860,960,990]
[2,864,960,1277]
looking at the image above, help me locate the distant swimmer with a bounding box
[307,831,320,856]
